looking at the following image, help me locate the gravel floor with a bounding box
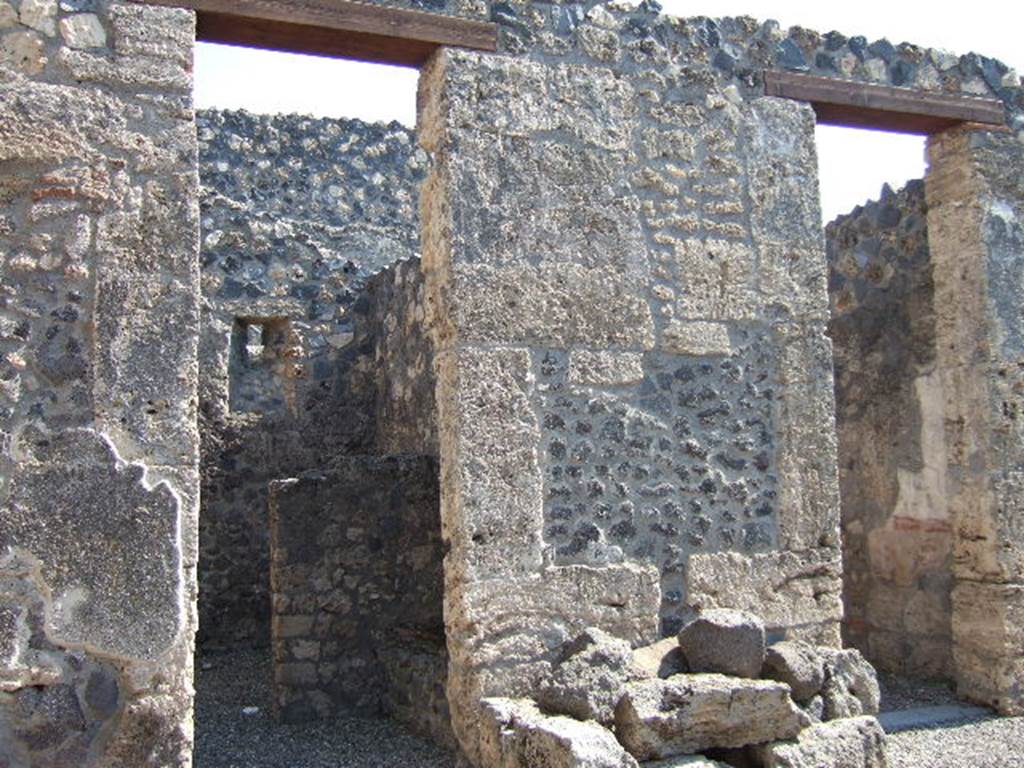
[196,650,1023,768]
[878,671,960,711]
[194,648,456,768]
[887,715,1024,767]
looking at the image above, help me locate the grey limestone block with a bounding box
[676,609,766,679]
[761,641,825,703]
[820,648,881,720]
[537,627,643,725]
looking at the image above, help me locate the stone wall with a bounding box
[927,129,1024,715]
[827,181,954,679]
[196,109,427,648]
[268,455,449,739]
[419,40,840,767]
[0,2,200,766]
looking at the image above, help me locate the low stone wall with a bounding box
[196,110,427,648]
[268,455,445,730]
[826,180,953,679]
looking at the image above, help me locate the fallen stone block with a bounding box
[761,641,825,703]
[676,610,765,679]
[820,649,881,720]
[614,674,807,761]
[538,627,644,725]
[632,637,688,680]
[753,715,888,767]
[480,697,639,768]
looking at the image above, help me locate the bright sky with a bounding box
[193,1,1023,222]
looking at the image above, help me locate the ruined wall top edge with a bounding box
[371,0,1023,133]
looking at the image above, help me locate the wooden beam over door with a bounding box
[764,70,1006,134]
[130,0,498,68]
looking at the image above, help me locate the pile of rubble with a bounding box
[480,609,888,767]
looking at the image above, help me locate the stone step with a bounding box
[878,705,994,733]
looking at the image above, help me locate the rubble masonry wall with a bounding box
[0,2,200,765]
[196,109,428,648]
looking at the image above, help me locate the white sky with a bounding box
[193,1,1023,222]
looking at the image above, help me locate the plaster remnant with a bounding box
[1,429,183,661]
[59,13,106,49]
[0,30,46,74]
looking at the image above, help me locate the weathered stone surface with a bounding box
[19,0,57,36]
[820,649,881,720]
[950,580,1024,715]
[268,457,443,721]
[449,263,655,349]
[614,675,807,760]
[762,641,825,703]
[480,698,639,768]
[676,610,765,679]
[0,2,17,28]
[1,429,182,660]
[0,30,46,74]
[568,351,645,387]
[537,627,641,724]
[755,715,888,768]
[661,321,732,357]
[632,637,687,680]
[686,551,843,642]
[59,13,107,48]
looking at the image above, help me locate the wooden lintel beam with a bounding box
[130,0,498,67]
[764,70,1005,135]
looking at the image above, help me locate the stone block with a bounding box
[755,715,887,768]
[0,30,46,75]
[745,98,822,249]
[661,321,732,356]
[448,263,655,350]
[480,697,639,768]
[614,674,807,761]
[762,641,825,703]
[568,351,645,387]
[59,13,106,48]
[537,627,642,725]
[436,346,545,578]
[19,0,57,36]
[820,648,881,720]
[951,581,1024,714]
[632,637,687,680]
[686,550,843,638]
[676,610,765,679]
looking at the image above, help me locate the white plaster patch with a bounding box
[59,13,106,49]
[893,370,949,522]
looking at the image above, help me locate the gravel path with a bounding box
[196,651,1023,768]
[887,714,1024,767]
[194,648,456,768]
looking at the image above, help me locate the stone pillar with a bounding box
[0,2,200,765]
[419,46,841,765]
[926,127,1024,715]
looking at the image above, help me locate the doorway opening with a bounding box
[192,40,452,765]
[820,124,957,702]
